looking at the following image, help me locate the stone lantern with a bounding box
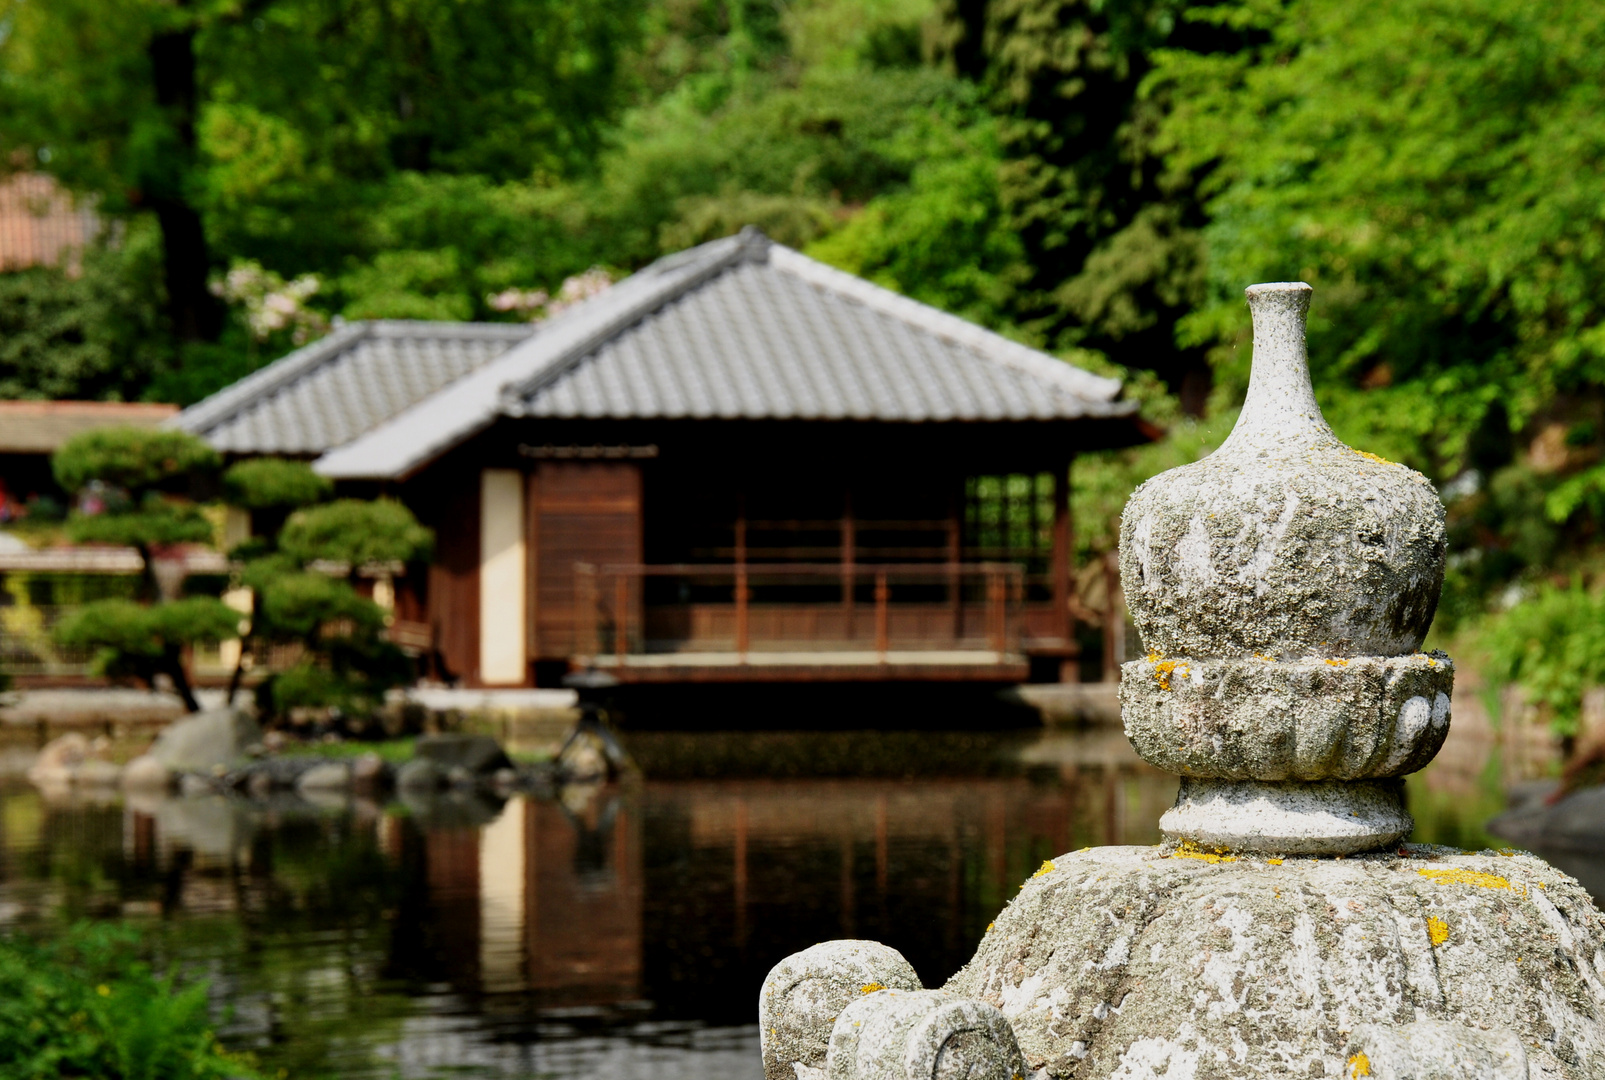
[761,284,1605,1080]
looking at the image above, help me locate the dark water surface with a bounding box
[0,724,1587,1079]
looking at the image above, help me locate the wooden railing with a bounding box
[573,562,1025,665]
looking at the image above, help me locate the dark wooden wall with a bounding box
[428,478,480,682]
[530,461,643,660]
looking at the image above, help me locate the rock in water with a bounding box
[148,708,262,774]
[294,762,351,793]
[121,754,173,792]
[413,733,513,776]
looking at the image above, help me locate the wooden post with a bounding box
[947,486,962,644]
[614,573,629,667]
[841,488,855,630]
[987,570,1004,655]
[1053,460,1079,682]
[874,571,889,661]
[736,565,750,661]
[576,563,597,659]
[1103,549,1125,681]
[736,492,749,660]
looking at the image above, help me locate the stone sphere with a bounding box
[944,845,1605,1079]
[1120,284,1446,660]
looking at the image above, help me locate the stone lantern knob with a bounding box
[1118,282,1454,854]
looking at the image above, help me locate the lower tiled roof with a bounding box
[172,321,534,455]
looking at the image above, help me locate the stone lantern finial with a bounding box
[1118,282,1454,854]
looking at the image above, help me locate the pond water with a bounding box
[0,722,1594,1079]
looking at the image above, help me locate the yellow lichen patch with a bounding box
[1418,866,1512,891]
[1032,860,1057,879]
[860,983,886,994]
[1267,858,1284,866]
[1152,658,1190,691]
[986,922,995,933]
[1171,844,1237,864]
[1427,916,1449,946]
[1349,1051,1372,1077]
[1254,652,1278,662]
[1351,448,1397,467]
[1324,657,1350,667]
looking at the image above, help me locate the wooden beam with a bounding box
[1053,460,1078,683]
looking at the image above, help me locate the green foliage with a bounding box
[238,497,431,723]
[256,573,384,641]
[222,458,330,511]
[1156,0,1605,477]
[934,0,1229,401]
[0,223,172,401]
[52,428,219,497]
[277,499,433,570]
[65,497,216,549]
[0,922,261,1080]
[54,597,240,683]
[1479,584,1605,738]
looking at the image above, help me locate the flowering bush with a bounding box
[487,266,612,322]
[210,260,329,345]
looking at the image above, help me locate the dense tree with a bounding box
[931,0,1251,411]
[50,428,235,710]
[0,0,648,349]
[221,461,432,724]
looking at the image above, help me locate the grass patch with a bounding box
[275,736,415,764]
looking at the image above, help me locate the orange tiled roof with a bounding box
[0,400,177,453]
[0,172,100,272]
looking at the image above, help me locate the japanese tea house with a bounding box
[173,229,1150,687]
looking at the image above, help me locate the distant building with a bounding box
[173,229,1150,687]
[0,172,101,273]
[0,400,177,522]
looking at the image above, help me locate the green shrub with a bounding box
[0,922,263,1080]
[52,429,219,497]
[222,459,331,511]
[278,499,433,569]
[1479,584,1605,738]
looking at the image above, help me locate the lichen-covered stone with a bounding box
[1160,778,1412,855]
[1119,284,1446,662]
[1344,1019,1528,1078]
[824,988,1026,1080]
[1121,653,1453,781]
[760,939,922,1080]
[943,845,1605,1079]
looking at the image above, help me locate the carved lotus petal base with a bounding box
[1159,777,1412,856]
[1121,652,1454,781]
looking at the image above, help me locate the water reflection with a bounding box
[0,730,1174,1079]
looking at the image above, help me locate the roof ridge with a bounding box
[365,319,536,340]
[766,245,1121,403]
[169,322,373,435]
[498,228,768,413]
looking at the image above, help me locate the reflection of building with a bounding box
[408,790,643,1004]
[174,230,1151,687]
[379,758,1174,1020]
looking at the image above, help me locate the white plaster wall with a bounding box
[479,469,526,685]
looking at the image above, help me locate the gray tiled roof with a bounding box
[316,230,1135,480]
[515,255,1102,421]
[171,321,534,455]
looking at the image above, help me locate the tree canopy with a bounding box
[11,0,1605,717]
